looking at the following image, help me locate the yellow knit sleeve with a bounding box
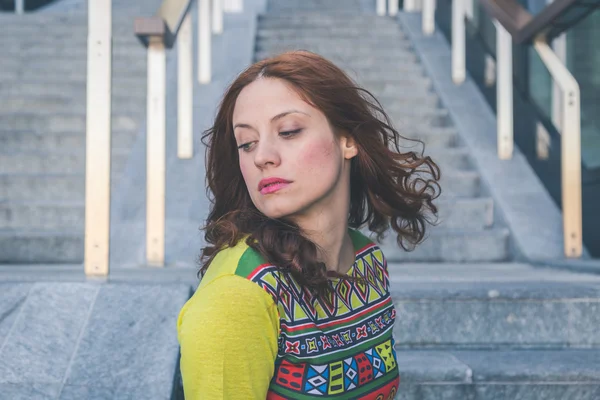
[177,274,280,400]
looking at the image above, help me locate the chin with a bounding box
[257,198,307,220]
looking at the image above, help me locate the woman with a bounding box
[177,50,440,399]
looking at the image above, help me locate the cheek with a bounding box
[296,138,338,172]
[239,158,253,186]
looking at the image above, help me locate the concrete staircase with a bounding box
[0,7,150,264]
[255,1,600,399]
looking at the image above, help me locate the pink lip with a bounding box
[258,178,292,194]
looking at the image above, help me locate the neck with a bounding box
[288,196,355,274]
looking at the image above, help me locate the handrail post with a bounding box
[376,0,386,16]
[533,36,582,258]
[404,0,417,12]
[15,0,24,14]
[223,0,243,12]
[199,0,211,84]
[85,0,112,277]
[212,0,223,34]
[388,0,398,16]
[451,0,465,84]
[147,36,167,266]
[494,20,514,160]
[422,0,436,35]
[178,12,194,159]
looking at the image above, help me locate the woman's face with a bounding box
[232,77,357,220]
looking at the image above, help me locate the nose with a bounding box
[253,137,281,169]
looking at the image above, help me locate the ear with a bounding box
[341,135,358,160]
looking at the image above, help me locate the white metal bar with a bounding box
[85,0,112,277]
[484,54,496,86]
[388,0,398,16]
[178,12,194,159]
[223,0,243,12]
[533,36,582,258]
[198,0,211,84]
[451,0,465,84]
[422,0,436,35]
[404,0,417,11]
[552,33,567,131]
[212,0,223,34]
[147,37,167,266]
[376,0,386,16]
[465,0,474,20]
[536,122,550,160]
[495,20,513,160]
[15,0,24,14]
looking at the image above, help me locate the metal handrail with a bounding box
[478,0,599,44]
[420,0,586,258]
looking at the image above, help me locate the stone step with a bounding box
[0,149,130,174]
[0,81,146,98]
[256,28,404,39]
[0,129,140,151]
[258,14,392,26]
[387,108,452,128]
[0,57,147,74]
[425,147,473,170]
[2,44,146,58]
[0,200,84,230]
[392,348,600,399]
[255,43,414,56]
[0,34,142,46]
[0,69,146,85]
[341,64,426,79]
[255,36,410,48]
[0,228,83,263]
[360,79,433,93]
[387,262,600,348]
[400,127,459,148]
[0,112,140,133]
[0,172,135,202]
[434,197,494,229]
[0,280,189,399]
[0,68,147,83]
[0,95,145,115]
[376,228,510,262]
[376,93,440,109]
[254,48,418,62]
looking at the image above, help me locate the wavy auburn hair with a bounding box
[198,50,441,301]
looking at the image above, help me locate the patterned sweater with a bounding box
[177,228,400,399]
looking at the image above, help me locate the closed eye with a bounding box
[280,128,302,138]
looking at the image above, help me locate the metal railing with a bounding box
[417,0,589,258]
[85,0,233,276]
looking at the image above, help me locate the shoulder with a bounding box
[177,238,280,330]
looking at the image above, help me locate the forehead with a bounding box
[233,78,309,122]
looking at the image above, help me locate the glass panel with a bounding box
[566,9,600,169]
[475,2,496,55]
[528,47,553,121]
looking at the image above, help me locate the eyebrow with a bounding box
[233,110,310,131]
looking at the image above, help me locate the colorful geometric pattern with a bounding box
[241,229,400,399]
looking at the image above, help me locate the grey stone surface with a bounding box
[398,12,588,261]
[0,383,62,400]
[397,351,472,383]
[0,283,32,346]
[0,283,98,383]
[452,349,600,382]
[63,284,189,400]
[387,263,600,349]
